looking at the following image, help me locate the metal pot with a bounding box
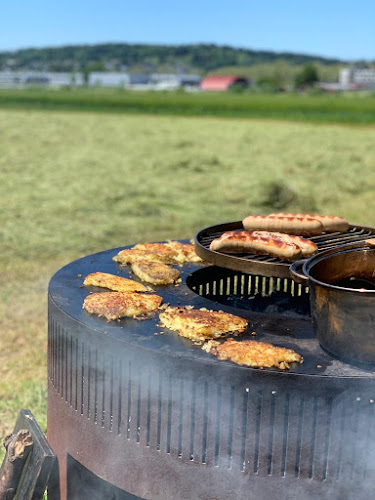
[290,240,375,364]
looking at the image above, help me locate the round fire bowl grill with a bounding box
[47,242,375,500]
[194,221,375,278]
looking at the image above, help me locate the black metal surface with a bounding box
[194,221,375,278]
[47,242,375,500]
[67,456,143,500]
[48,244,375,379]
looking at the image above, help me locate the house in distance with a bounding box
[199,75,249,91]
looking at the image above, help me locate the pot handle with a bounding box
[289,259,309,285]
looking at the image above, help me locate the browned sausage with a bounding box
[242,215,324,236]
[210,230,303,261]
[270,213,349,233]
[252,231,318,257]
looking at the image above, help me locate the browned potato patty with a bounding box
[159,306,248,342]
[113,248,171,265]
[202,338,303,369]
[133,243,179,264]
[83,292,162,320]
[84,272,150,292]
[114,241,202,266]
[166,241,203,263]
[131,260,180,285]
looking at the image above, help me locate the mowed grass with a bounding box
[1,109,375,457]
[0,88,375,124]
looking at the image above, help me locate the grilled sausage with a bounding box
[210,230,303,261]
[270,213,349,233]
[252,231,318,257]
[242,215,324,236]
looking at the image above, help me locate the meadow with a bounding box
[0,88,375,124]
[1,106,375,460]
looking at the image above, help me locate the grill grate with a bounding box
[195,221,375,278]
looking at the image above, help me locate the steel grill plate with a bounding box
[47,241,375,500]
[194,221,375,278]
[48,244,375,379]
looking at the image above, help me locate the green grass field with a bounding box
[0,88,375,124]
[1,107,375,461]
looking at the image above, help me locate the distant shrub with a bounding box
[307,87,324,96]
[117,80,127,91]
[294,63,319,89]
[229,83,247,93]
[259,180,317,212]
[256,76,281,93]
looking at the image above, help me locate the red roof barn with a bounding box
[199,75,249,91]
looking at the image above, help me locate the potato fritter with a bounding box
[133,243,179,264]
[131,260,180,285]
[159,306,247,343]
[83,292,162,320]
[166,241,203,263]
[113,248,171,265]
[114,241,202,267]
[202,338,303,369]
[84,272,150,292]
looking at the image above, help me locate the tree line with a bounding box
[0,43,346,73]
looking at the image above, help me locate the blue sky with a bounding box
[1,1,374,61]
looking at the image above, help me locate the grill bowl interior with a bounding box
[186,265,310,317]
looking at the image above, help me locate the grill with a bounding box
[195,221,375,277]
[47,241,375,500]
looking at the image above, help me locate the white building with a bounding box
[339,68,375,89]
[88,72,130,87]
[0,71,83,87]
[0,71,201,90]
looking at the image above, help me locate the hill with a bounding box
[0,42,348,74]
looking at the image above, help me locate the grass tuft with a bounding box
[259,181,317,212]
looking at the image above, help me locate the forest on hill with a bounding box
[0,42,348,74]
